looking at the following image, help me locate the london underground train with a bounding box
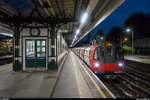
[73,42,125,76]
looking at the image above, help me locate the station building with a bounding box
[14,27,67,71]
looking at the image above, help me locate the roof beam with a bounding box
[38,0,51,16]
[74,0,78,18]
[55,0,63,18]
[0,10,10,18]
[80,0,89,15]
[0,0,19,16]
[61,0,66,18]
[29,0,43,17]
[0,17,78,25]
[46,0,56,16]
[48,0,60,17]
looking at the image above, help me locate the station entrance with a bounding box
[25,39,46,68]
[23,37,48,71]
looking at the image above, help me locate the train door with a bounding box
[25,39,46,69]
[104,46,115,71]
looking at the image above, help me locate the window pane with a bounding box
[26,41,35,58]
[37,40,46,58]
[42,47,45,52]
[37,41,40,46]
[115,47,124,59]
[94,47,104,59]
[105,47,113,56]
[42,41,45,46]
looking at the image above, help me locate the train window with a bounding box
[88,50,91,58]
[84,50,87,56]
[85,50,89,57]
[105,47,113,56]
[94,47,104,59]
[115,47,124,59]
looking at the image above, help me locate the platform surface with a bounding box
[0,55,12,59]
[124,55,150,64]
[52,50,114,98]
[0,51,67,98]
[52,51,93,98]
[0,50,113,98]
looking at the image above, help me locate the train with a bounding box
[72,42,125,77]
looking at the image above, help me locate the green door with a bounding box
[25,39,46,68]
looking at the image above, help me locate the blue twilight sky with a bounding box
[80,0,150,42]
[97,0,150,34]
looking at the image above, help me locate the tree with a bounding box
[106,27,124,43]
[124,11,150,39]
[94,29,105,43]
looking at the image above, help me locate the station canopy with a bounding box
[0,0,125,45]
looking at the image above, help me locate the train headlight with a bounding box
[117,62,124,67]
[94,63,101,69]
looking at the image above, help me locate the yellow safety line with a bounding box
[0,65,11,71]
[75,54,107,98]
[71,54,93,98]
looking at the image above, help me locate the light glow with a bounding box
[81,12,88,23]
[118,62,124,67]
[100,37,104,40]
[106,42,112,46]
[76,29,80,35]
[126,28,131,33]
[95,63,101,68]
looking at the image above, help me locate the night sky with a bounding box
[98,0,150,34]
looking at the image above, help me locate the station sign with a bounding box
[59,29,68,33]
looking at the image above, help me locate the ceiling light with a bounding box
[81,12,88,23]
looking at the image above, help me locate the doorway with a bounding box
[25,39,46,68]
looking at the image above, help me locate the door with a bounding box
[25,39,46,68]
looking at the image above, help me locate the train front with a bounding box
[92,43,125,75]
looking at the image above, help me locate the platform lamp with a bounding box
[125,28,134,55]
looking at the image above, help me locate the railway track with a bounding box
[102,77,143,98]
[0,56,12,65]
[126,61,150,73]
[124,71,150,88]
[118,74,150,97]
[100,63,150,98]
[103,79,131,98]
[125,66,150,82]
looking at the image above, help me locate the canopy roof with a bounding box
[0,0,125,45]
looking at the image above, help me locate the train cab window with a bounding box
[94,47,104,60]
[115,47,124,60]
[105,47,113,56]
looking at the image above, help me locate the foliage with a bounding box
[106,27,124,43]
[123,44,135,53]
[124,11,150,39]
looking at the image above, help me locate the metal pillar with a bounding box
[132,31,134,55]
[13,25,22,71]
[60,36,62,53]
[48,25,58,70]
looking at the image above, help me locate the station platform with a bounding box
[0,55,12,65]
[124,55,150,64]
[0,50,115,98]
[51,50,115,98]
[0,55,12,59]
